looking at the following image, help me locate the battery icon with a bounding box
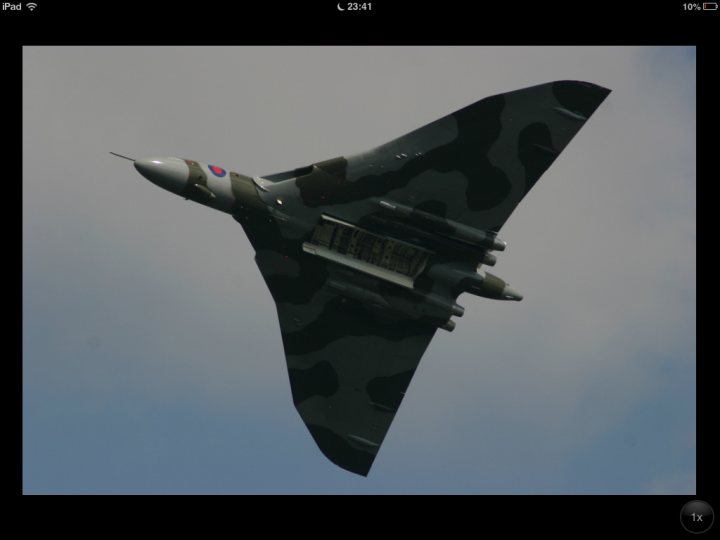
[703,2,718,9]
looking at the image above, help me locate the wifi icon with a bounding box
[26,2,37,9]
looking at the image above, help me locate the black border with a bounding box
[9,1,713,535]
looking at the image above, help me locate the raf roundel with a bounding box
[208,164,227,178]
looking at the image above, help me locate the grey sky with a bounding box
[23,46,695,494]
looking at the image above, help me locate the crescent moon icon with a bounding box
[337,2,345,10]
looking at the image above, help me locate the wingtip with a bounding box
[344,463,372,477]
[551,81,612,117]
[557,80,611,93]
[305,423,377,477]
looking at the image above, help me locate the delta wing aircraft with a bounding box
[116,80,610,475]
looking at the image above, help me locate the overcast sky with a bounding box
[23,46,695,494]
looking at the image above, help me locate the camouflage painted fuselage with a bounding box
[129,80,610,476]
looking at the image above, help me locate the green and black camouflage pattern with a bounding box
[229,81,610,475]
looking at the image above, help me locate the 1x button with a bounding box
[681,500,714,534]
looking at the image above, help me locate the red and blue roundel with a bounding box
[208,164,227,177]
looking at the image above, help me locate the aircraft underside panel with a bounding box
[303,214,431,288]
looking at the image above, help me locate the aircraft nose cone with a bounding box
[134,157,189,194]
[502,285,523,301]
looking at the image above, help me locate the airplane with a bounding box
[114,80,610,476]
